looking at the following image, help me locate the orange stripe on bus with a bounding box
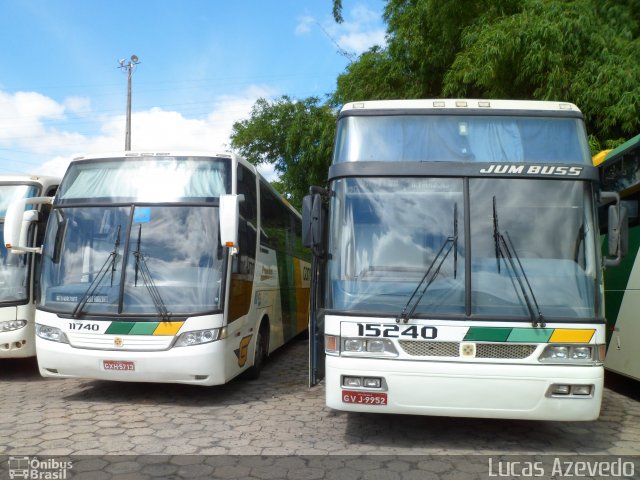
[549,329,595,343]
[153,322,184,336]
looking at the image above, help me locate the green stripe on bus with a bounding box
[507,328,553,342]
[129,323,159,335]
[464,327,512,342]
[105,322,135,335]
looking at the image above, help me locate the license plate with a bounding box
[342,390,387,405]
[103,360,135,371]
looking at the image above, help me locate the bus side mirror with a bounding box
[219,194,239,252]
[4,197,52,255]
[607,204,628,259]
[602,191,628,268]
[302,193,324,250]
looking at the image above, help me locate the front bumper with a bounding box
[326,355,603,421]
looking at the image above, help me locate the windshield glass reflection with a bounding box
[0,185,40,303]
[470,179,598,319]
[122,206,222,314]
[40,206,224,316]
[334,115,591,164]
[57,157,229,203]
[327,177,599,320]
[327,178,465,315]
[0,223,30,303]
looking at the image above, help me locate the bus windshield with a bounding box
[40,205,224,316]
[57,156,230,204]
[334,115,592,164]
[327,177,600,320]
[0,184,39,303]
[0,223,30,303]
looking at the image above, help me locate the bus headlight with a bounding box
[538,344,603,364]
[35,324,69,344]
[0,319,27,332]
[174,327,226,347]
[341,337,398,357]
[344,338,366,352]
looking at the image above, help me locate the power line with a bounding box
[313,21,356,62]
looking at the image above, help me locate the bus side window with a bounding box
[234,165,257,275]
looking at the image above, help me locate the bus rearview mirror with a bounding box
[219,194,239,251]
[302,193,323,249]
[4,196,52,255]
[607,204,628,258]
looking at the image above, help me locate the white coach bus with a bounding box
[303,99,626,420]
[4,152,310,384]
[1,175,59,358]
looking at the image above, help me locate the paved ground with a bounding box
[0,335,638,478]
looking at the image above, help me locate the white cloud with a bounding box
[296,3,386,56]
[0,90,65,142]
[64,96,91,115]
[338,29,386,54]
[34,85,278,178]
[334,3,386,54]
[11,91,65,119]
[256,162,278,182]
[351,4,380,24]
[295,15,315,35]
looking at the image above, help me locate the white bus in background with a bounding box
[1,175,59,358]
[4,152,310,384]
[303,99,626,421]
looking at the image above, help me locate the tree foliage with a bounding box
[233,0,640,202]
[335,0,639,149]
[442,0,640,148]
[229,96,336,209]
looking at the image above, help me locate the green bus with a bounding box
[596,134,640,381]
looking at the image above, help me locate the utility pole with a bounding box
[118,55,140,151]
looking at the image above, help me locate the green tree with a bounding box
[333,0,521,104]
[230,96,336,209]
[334,0,640,150]
[233,1,639,202]
[443,0,640,148]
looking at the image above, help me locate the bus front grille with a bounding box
[398,341,537,359]
[476,343,537,359]
[399,341,459,357]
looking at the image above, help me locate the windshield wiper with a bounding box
[132,224,171,322]
[397,203,458,324]
[72,225,121,319]
[493,197,545,327]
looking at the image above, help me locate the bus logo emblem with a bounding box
[460,343,476,357]
[114,337,124,347]
[234,335,253,367]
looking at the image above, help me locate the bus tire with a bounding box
[245,322,269,380]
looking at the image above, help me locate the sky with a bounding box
[0,0,386,181]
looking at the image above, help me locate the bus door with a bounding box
[303,192,327,387]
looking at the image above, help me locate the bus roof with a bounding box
[340,99,582,115]
[596,133,640,168]
[73,151,234,162]
[0,174,60,188]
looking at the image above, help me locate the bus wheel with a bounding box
[246,324,268,380]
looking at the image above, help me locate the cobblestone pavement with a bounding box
[0,336,638,479]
